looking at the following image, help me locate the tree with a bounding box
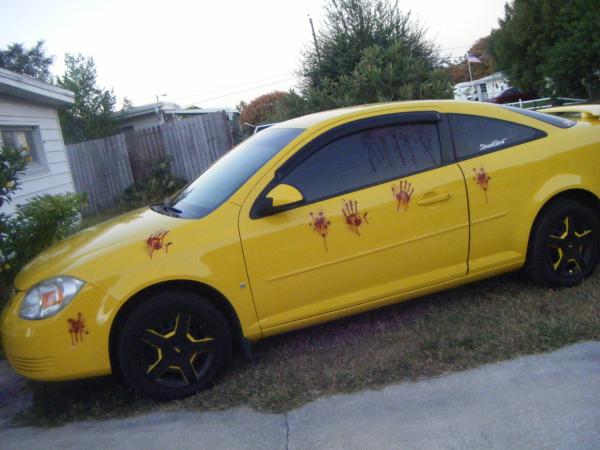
[56,54,117,143]
[446,36,496,84]
[302,0,445,89]
[0,41,54,82]
[238,91,287,127]
[489,0,600,98]
[275,0,452,121]
[121,97,134,110]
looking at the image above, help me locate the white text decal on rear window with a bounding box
[480,138,507,151]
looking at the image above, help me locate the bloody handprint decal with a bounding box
[473,167,491,203]
[309,211,331,251]
[68,312,87,346]
[145,229,172,258]
[391,180,414,212]
[342,199,369,236]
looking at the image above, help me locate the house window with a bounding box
[0,127,46,172]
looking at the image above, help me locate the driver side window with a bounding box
[283,122,441,203]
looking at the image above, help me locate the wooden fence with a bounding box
[66,112,233,214]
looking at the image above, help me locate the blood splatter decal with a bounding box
[145,229,172,258]
[473,167,491,203]
[68,312,87,346]
[309,211,331,251]
[342,199,369,236]
[391,180,414,212]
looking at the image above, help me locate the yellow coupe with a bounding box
[2,101,599,400]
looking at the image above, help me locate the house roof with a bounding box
[115,103,239,120]
[0,67,75,107]
[115,102,180,120]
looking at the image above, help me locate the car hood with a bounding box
[14,207,185,291]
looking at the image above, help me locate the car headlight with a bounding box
[20,276,85,320]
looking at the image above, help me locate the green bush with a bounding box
[1,144,30,290]
[116,160,186,210]
[0,193,86,287]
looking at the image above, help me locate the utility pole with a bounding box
[309,14,321,61]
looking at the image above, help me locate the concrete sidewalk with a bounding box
[1,341,599,450]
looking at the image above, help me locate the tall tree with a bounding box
[274,0,451,121]
[302,0,444,90]
[446,36,496,84]
[239,91,287,127]
[56,54,117,144]
[489,0,600,98]
[0,41,54,82]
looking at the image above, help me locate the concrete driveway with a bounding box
[1,341,599,450]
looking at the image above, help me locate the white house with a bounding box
[0,68,76,214]
[454,71,510,102]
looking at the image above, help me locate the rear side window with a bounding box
[449,114,546,159]
[283,123,441,202]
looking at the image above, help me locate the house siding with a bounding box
[0,93,75,214]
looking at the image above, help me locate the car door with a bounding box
[449,112,549,274]
[238,112,470,331]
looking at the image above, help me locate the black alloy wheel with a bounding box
[117,291,232,400]
[527,199,599,287]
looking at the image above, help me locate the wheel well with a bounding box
[108,280,244,377]
[526,188,600,261]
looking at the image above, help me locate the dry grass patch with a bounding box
[15,268,600,427]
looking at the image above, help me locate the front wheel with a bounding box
[527,199,600,287]
[117,291,232,401]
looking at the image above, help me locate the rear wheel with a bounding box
[117,291,232,401]
[527,199,599,287]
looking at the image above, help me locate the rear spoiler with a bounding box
[543,105,600,120]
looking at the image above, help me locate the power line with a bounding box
[182,77,298,106]
[172,73,294,103]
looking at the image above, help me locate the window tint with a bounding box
[449,114,545,159]
[283,123,441,202]
[501,106,576,128]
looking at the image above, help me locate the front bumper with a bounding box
[1,283,117,381]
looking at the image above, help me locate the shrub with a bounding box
[0,144,30,287]
[0,193,86,287]
[116,159,186,210]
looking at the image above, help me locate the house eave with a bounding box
[0,68,75,108]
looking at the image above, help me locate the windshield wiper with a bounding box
[150,201,181,217]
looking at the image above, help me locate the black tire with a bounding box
[527,199,600,287]
[117,291,232,401]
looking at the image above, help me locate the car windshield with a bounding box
[158,127,304,219]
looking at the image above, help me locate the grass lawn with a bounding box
[13,267,600,427]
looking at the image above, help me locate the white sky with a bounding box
[1,0,507,109]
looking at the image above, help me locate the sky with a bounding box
[1,0,508,109]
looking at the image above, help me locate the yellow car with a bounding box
[2,100,599,400]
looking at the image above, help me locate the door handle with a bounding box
[417,192,452,206]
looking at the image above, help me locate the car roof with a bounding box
[270,100,510,131]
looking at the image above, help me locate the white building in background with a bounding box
[454,72,510,102]
[0,68,76,214]
[115,103,240,132]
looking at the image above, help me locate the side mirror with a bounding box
[266,184,304,207]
